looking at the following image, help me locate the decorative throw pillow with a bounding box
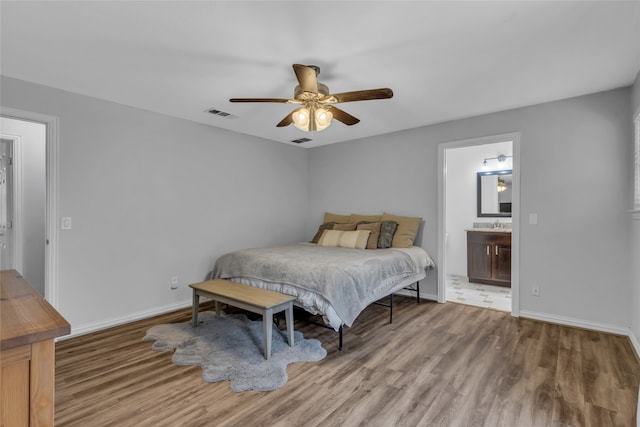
[323,212,351,224]
[317,229,342,247]
[381,213,422,248]
[317,229,371,249]
[310,222,336,244]
[332,222,358,231]
[356,222,382,249]
[377,221,398,248]
[339,230,370,249]
[349,213,382,223]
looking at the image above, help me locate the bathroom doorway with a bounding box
[437,133,520,316]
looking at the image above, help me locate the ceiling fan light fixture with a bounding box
[497,178,507,193]
[314,107,333,131]
[292,106,333,132]
[292,107,310,131]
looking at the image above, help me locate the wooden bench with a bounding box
[189,279,296,360]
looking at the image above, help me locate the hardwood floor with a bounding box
[54,298,640,427]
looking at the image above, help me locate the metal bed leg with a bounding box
[338,325,343,351]
[389,293,393,324]
[416,281,420,304]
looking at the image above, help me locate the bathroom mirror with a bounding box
[477,169,512,217]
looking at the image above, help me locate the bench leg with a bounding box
[192,291,200,328]
[215,301,222,318]
[263,307,273,360]
[285,304,294,347]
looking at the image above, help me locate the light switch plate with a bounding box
[528,213,538,225]
[61,217,72,230]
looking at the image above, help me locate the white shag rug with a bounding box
[143,311,326,392]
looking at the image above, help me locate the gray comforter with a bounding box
[212,243,418,327]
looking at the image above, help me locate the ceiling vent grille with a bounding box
[291,137,312,144]
[207,108,235,118]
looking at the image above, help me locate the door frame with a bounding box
[0,134,23,273]
[0,107,60,308]
[437,131,521,317]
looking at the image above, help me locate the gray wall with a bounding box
[0,117,46,294]
[309,88,632,329]
[0,76,309,333]
[1,74,635,338]
[631,71,640,350]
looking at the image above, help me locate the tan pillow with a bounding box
[323,212,351,223]
[333,222,358,231]
[380,213,422,248]
[349,214,382,223]
[317,229,371,249]
[339,230,370,249]
[356,222,382,249]
[317,229,342,247]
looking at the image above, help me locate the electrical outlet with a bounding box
[531,284,540,297]
[170,276,178,290]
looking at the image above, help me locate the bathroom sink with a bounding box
[468,227,512,232]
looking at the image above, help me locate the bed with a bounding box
[210,241,435,346]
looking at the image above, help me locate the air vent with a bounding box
[291,137,312,144]
[207,108,236,118]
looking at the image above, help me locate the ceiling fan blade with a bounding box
[229,98,291,103]
[293,64,318,94]
[326,88,394,103]
[276,112,294,127]
[326,106,360,126]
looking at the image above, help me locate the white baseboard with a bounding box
[395,289,438,302]
[519,309,630,336]
[62,298,640,359]
[60,299,192,340]
[61,290,439,341]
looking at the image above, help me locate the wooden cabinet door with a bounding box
[493,243,512,283]
[468,242,492,281]
[467,231,511,287]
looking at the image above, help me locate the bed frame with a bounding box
[293,280,421,351]
[211,244,433,351]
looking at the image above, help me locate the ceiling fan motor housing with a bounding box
[294,83,330,99]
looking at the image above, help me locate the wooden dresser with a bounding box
[466,230,512,287]
[1,270,70,426]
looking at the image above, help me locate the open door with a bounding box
[0,137,16,270]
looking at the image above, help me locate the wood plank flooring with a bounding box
[54,298,640,427]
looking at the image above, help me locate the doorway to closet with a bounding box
[0,117,46,294]
[0,108,59,307]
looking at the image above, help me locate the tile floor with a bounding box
[446,275,512,312]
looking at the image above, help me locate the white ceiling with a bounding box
[1,1,639,148]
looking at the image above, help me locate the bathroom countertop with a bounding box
[465,228,512,233]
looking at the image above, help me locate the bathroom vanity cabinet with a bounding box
[466,230,512,287]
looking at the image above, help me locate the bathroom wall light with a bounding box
[482,154,512,169]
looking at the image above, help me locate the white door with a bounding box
[0,138,15,270]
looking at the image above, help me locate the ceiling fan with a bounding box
[229,64,393,132]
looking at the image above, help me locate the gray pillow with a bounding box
[310,222,336,244]
[377,221,398,248]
